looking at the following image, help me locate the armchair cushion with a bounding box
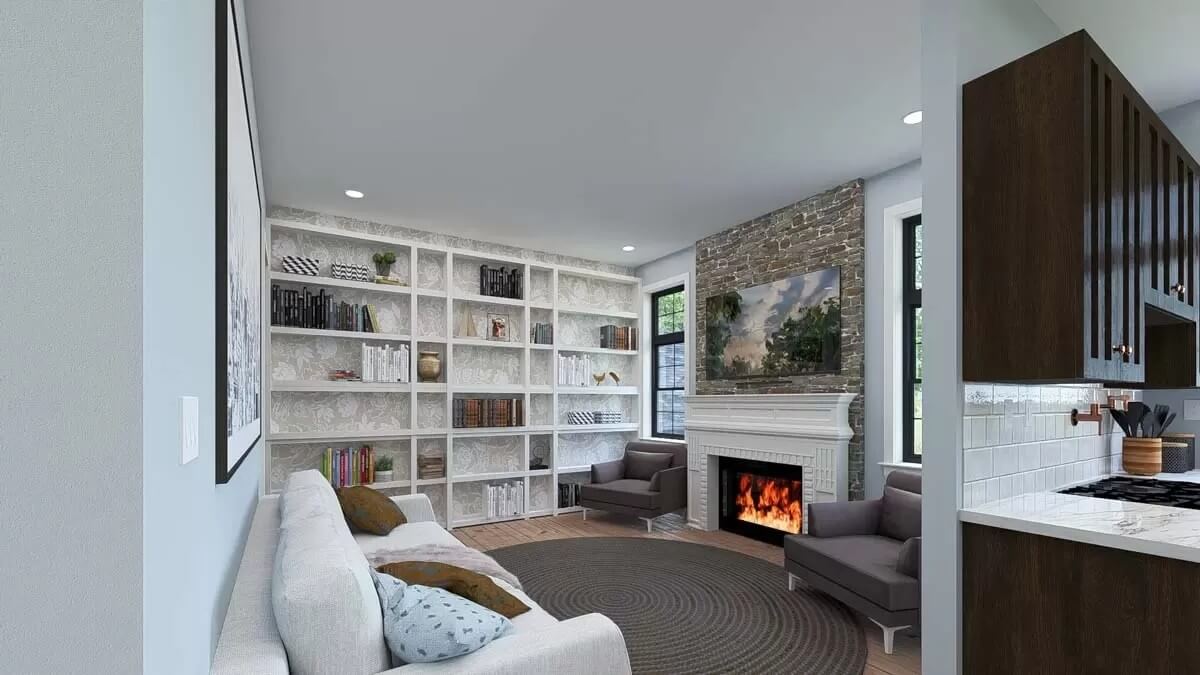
[624,450,673,481]
[879,487,921,542]
[807,499,882,538]
[897,537,921,578]
[591,459,624,484]
[579,479,658,510]
[785,535,918,611]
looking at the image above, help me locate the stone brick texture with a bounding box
[695,179,865,500]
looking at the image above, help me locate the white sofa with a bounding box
[213,470,631,674]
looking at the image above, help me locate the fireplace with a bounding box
[718,456,806,545]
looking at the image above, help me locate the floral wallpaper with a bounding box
[558,314,636,349]
[530,475,552,511]
[530,269,553,305]
[556,431,636,468]
[529,435,552,466]
[451,346,522,385]
[417,250,446,290]
[557,273,636,313]
[417,437,446,462]
[418,484,447,527]
[529,394,554,426]
[530,351,553,387]
[271,334,413,381]
[270,392,410,433]
[416,296,447,339]
[452,435,523,475]
[415,393,447,429]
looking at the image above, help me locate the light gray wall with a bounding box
[864,160,922,498]
[920,1,1062,673]
[1161,99,1200,158]
[142,0,264,672]
[0,2,144,673]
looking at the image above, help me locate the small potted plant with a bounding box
[374,455,394,484]
[373,251,397,278]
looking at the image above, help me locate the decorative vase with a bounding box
[1122,437,1162,476]
[374,470,394,484]
[376,262,393,278]
[417,351,442,382]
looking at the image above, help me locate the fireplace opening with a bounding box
[719,457,805,545]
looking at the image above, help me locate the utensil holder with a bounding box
[1122,437,1162,476]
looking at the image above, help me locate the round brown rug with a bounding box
[488,537,867,675]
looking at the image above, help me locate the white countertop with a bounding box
[959,474,1200,564]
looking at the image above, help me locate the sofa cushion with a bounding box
[879,487,921,542]
[626,440,687,468]
[897,537,921,578]
[376,561,530,619]
[354,520,463,560]
[623,451,673,481]
[580,479,659,509]
[337,485,407,535]
[784,534,919,611]
[373,571,511,664]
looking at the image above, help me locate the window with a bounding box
[651,286,686,439]
[903,215,923,463]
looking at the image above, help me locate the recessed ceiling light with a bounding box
[344,189,364,199]
[622,245,636,252]
[903,110,923,125]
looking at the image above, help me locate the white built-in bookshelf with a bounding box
[264,218,641,528]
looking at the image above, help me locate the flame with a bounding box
[734,473,803,534]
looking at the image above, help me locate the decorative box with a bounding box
[331,263,372,282]
[281,255,320,276]
[566,412,593,425]
[592,411,623,425]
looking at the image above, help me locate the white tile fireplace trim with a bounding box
[683,393,856,532]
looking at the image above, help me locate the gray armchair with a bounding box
[784,470,921,655]
[579,440,687,532]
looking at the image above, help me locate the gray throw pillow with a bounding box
[623,450,673,481]
[879,486,921,541]
[897,536,921,578]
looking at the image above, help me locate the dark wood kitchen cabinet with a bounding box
[963,30,1200,385]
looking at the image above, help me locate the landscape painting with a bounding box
[705,268,841,379]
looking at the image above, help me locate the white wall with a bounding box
[0,3,144,673]
[1161,99,1200,158]
[921,1,1062,673]
[864,160,922,498]
[637,246,696,437]
[142,0,265,672]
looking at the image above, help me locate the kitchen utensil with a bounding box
[1109,409,1133,437]
[1126,402,1150,437]
[1160,412,1177,436]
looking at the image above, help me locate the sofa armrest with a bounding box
[897,536,921,578]
[389,493,437,524]
[591,459,625,484]
[650,465,687,511]
[807,499,882,538]
[383,613,631,675]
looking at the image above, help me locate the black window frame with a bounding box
[902,214,923,464]
[651,285,686,440]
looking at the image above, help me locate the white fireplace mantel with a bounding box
[683,393,856,532]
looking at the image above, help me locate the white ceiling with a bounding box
[245,0,920,265]
[1034,0,1200,112]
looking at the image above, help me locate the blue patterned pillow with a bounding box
[372,570,512,664]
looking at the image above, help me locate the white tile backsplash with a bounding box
[962,384,1134,508]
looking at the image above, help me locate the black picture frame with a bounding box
[215,0,264,484]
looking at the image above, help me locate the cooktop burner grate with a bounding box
[1059,476,1200,510]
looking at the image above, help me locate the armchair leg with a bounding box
[582,507,588,521]
[787,573,798,591]
[869,619,911,655]
[639,517,654,533]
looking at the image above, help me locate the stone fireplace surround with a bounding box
[683,393,856,534]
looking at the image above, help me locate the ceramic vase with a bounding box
[417,351,442,382]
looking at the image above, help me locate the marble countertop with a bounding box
[959,477,1200,563]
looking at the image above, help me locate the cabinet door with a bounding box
[1120,95,1144,381]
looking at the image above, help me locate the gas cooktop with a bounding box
[1059,476,1200,510]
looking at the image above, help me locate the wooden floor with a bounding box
[453,511,920,675]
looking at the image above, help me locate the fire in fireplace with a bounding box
[719,456,806,545]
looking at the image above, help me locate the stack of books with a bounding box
[599,325,637,350]
[360,343,410,383]
[479,265,522,299]
[271,284,383,333]
[486,481,525,519]
[417,455,445,479]
[452,398,524,428]
[558,482,583,508]
[320,446,375,487]
[558,354,594,386]
[531,322,554,345]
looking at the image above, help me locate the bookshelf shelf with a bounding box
[265,218,644,528]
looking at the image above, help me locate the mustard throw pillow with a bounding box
[336,486,407,535]
[376,561,530,619]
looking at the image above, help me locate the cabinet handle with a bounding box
[1112,344,1130,357]
[1174,283,1187,296]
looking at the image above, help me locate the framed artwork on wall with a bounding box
[215,0,263,483]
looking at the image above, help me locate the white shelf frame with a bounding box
[263,217,643,527]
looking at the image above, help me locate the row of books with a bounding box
[485,480,525,519]
[558,482,584,508]
[599,324,637,351]
[361,343,410,383]
[479,265,522,300]
[452,398,525,428]
[271,285,382,333]
[558,354,595,387]
[417,455,445,479]
[531,322,554,345]
[320,446,377,487]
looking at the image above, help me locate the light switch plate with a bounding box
[1185,399,1200,422]
[180,396,200,465]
